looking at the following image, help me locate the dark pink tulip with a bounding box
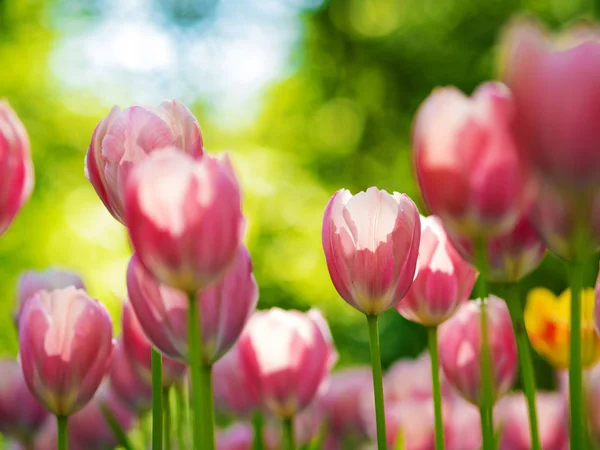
[0,359,47,440]
[413,82,533,238]
[127,245,258,364]
[108,339,152,414]
[18,287,114,416]
[438,297,518,406]
[121,301,187,388]
[85,100,203,224]
[447,213,545,283]
[125,149,244,292]
[322,187,421,315]
[503,20,600,189]
[397,215,477,326]
[0,100,34,236]
[237,308,337,418]
[15,268,85,326]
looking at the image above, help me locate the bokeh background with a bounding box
[1,0,599,388]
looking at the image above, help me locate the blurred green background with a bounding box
[0,0,599,386]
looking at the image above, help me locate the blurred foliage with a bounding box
[0,0,599,392]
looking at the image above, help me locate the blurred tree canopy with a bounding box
[0,0,598,389]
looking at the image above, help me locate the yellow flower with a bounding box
[525,287,600,369]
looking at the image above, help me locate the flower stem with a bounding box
[151,347,163,450]
[427,327,444,450]
[200,362,216,450]
[252,410,265,450]
[569,258,586,449]
[175,382,187,450]
[188,292,204,450]
[505,283,541,450]
[163,388,171,450]
[367,314,387,450]
[282,417,295,450]
[57,415,68,450]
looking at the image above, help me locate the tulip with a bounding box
[121,300,187,387]
[216,422,253,450]
[108,340,152,414]
[527,287,600,369]
[85,100,204,225]
[397,215,477,326]
[125,149,244,293]
[0,100,34,236]
[585,362,600,445]
[413,82,533,238]
[0,359,48,442]
[15,268,85,326]
[438,297,517,405]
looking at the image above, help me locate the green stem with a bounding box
[200,362,216,450]
[427,327,444,450]
[188,292,204,450]
[505,283,541,450]
[163,388,171,450]
[101,404,134,450]
[283,417,295,450]
[569,259,586,449]
[151,347,163,450]
[252,410,265,450]
[367,314,387,450]
[175,382,187,450]
[57,415,68,450]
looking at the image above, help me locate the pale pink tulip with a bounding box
[0,100,34,236]
[216,422,253,450]
[18,287,113,416]
[125,149,244,292]
[438,297,518,405]
[397,215,477,326]
[0,359,48,441]
[322,187,420,315]
[108,340,152,414]
[237,308,337,418]
[121,301,187,387]
[85,100,203,224]
[413,82,533,237]
[127,245,258,364]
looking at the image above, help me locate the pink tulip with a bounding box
[397,215,477,326]
[0,359,48,440]
[413,82,533,237]
[237,308,337,418]
[121,301,187,387]
[216,422,253,450]
[502,20,600,189]
[585,361,600,444]
[125,149,244,292]
[322,187,421,315]
[85,100,203,224]
[127,245,258,364]
[108,339,152,414]
[18,287,114,416]
[0,100,34,236]
[438,297,518,405]
[213,345,260,417]
[15,268,85,326]
[447,213,545,283]
[445,398,482,450]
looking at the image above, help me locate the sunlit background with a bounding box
[0,0,598,384]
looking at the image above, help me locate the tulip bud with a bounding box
[397,215,477,326]
[438,297,518,405]
[0,359,48,441]
[413,82,533,238]
[85,100,203,224]
[121,301,187,388]
[18,287,114,416]
[15,268,85,326]
[127,245,258,365]
[125,149,244,292]
[108,340,152,414]
[0,100,34,236]
[322,187,421,315]
[237,308,338,418]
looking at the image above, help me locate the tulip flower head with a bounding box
[18,287,114,416]
[397,215,477,326]
[322,187,421,316]
[85,100,203,224]
[527,287,600,369]
[108,340,152,414]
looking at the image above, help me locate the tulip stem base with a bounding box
[252,411,265,450]
[367,314,387,450]
[569,259,586,449]
[505,283,541,450]
[151,347,163,450]
[163,388,171,450]
[57,415,68,450]
[427,327,445,450]
[283,417,295,450]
